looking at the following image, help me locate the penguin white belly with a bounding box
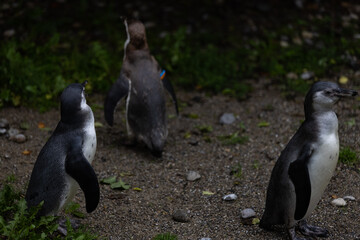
[304,132,339,219]
[60,176,80,211]
[82,120,97,164]
[59,114,97,213]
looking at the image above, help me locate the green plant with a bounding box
[196,125,213,133]
[0,179,98,239]
[339,147,359,166]
[152,232,178,240]
[65,202,85,219]
[101,176,130,190]
[217,132,248,145]
[230,163,242,178]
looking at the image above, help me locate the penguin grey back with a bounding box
[125,52,167,154]
[104,19,179,157]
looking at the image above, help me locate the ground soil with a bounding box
[0,80,359,240]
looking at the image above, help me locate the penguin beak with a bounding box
[334,88,358,97]
[81,81,88,87]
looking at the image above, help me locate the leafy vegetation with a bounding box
[230,163,243,178]
[101,176,131,190]
[339,147,359,166]
[65,202,85,219]
[217,132,248,145]
[0,177,98,239]
[1,1,359,110]
[152,232,178,240]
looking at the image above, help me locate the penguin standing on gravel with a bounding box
[104,19,178,157]
[26,81,99,216]
[260,81,357,240]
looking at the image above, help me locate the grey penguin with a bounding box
[104,19,178,158]
[25,81,99,216]
[259,81,358,240]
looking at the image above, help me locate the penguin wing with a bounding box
[104,73,129,126]
[288,144,313,220]
[161,75,179,116]
[65,144,100,213]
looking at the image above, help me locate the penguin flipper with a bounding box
[288,144,313,220]
[162,76,179,115]
[104,74,129,126]
[65,148,100,213]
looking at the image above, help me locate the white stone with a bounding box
[219,113,236,125]
[3,29,15,37]
[343,195,356,201]
[300,71,314,80]
[222,194,238,201]
[331,198,347,207]
[186,171,201,181]
[241,208,256,219]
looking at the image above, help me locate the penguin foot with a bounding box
[57,218,81,236]
[287,227,310,240]
[297,220,329,238]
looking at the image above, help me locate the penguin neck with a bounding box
[125,48,151,62]
[60,110,92,130]
[307,110,338,135]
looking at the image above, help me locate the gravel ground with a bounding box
[0,80,359,240]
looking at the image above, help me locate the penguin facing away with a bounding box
[259,82,357,240]
[25,81,99,216]
[104,19,178,158]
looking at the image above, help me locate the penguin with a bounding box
[260,81,358,240]
[25,81,99,216]
[104,19,178,158]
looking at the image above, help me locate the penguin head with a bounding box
[124,19,148,58]
[60,81,90,124]
[304,81,358,118]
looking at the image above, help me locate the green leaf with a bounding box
[20,122,30,130]
[258,121,270,127]
[186,113,199,119]
[202,191,215,195]
[110,179,130,190]
[252,218,260,225]
[196,125,213,133]
[65,202,85,218]
[101,176,117,184]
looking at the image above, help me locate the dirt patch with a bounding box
[0,80,359,239]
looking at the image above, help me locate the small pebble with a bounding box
[286,72,298,80]
[219,113,236,125]
[200,238,211,240]
[241,208,256,219]
[0,118,9,128]
[14,134,26,143]
[331,198,347,207]
[186,171,201,181]
[172,209,190,223]
[4,154,10,159]
[188,140,199,146]
[300,71,314,80]
[0,128,6,135]
[222,193,238,201]
[7,128,19,139]
[343,195,356,201]
[3,29,15,37]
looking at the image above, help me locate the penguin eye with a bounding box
[324,90,332,95]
